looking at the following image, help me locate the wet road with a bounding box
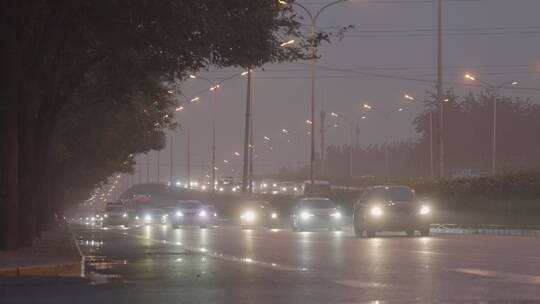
[2,223,540,303]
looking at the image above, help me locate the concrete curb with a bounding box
[0,225,84,277]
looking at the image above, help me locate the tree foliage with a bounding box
[0,0,314,249]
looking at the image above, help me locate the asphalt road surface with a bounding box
[2,223,540,303]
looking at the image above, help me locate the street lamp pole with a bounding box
[404,94,434,179]
[242,69,252,194]
[156,150,160,183]
[330,112,366,179]
[291,0,346,193]
[187,126,191,188]
[146,153,150,183]
[169,132,173,185]
[465,74,517,175]
[363,104,404,180]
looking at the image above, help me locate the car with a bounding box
[279,182,300,195]
[290,197,343,231]
[240,201,279,229]
[103,205,129,227]
[170,200,211,228]
[204,205,219,219]
[302,180,331,195]
[140,209,167,226]
[352,186,432,237]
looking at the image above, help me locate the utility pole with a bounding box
[138,155,142,184]
[429,111,434,179]
[146,153,150,183]
[156,150,160,183]
[169,132,173,185]
[248,78,254,195]
[187,126,191,188]
[211,90,216,191]
[355,122,360,146]
[320,109,326,176]
[241,68,252,194]
[437,0,444,179]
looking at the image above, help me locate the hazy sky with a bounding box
[139,0,540,182]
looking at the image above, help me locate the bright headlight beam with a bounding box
[420,205,431,215]
[244,211,255,221]
[370,207,383,216]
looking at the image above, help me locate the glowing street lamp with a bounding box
[464,73,518,175]
[280,39,295,47]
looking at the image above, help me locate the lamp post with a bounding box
[464,74,517,175]
[284,0,346,193]
[188,75,221,190]
[404,94,435,179]
[329,112,367,179]
[363,104,405,180]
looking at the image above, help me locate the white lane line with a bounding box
[333,280,387,289]
[452,268,540,285]
[393,249,455,256]
[106,228,309,273]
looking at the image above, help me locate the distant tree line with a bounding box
[0,0,315,250]
[292,90,540,179]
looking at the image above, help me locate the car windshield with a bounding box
[301,199,335,209]
[105,206,124,213]
[367,187,416,202]
[178,202,202,209]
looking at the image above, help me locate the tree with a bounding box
[1,0,313,249]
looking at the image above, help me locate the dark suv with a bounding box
[353,186,432,237]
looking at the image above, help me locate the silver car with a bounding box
[291,197,343,231]
[170,200,211,229]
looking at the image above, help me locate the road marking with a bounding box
[333,280,387,289]
[452,268,540,285]
[104,228,309,273]
[393,249,454,256]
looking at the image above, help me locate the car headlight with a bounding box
[242,211,255,221]
[176,211,184,217]
[331,211,342,218]
[293,187,298,191]
[122,213,128,218]
[420,205,431,215]
[91,217,96,221]
[281,187,287,191]
[103,214,108,218]
[199,210,207,217]
[135,216,139,220]
[300,211,311,220]
[271,212,277,219]
[370,207,383,216]
[214,213,217,217]
[145,215,151,221]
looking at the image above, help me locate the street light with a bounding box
[329,112,368,179]
[464,73,518,175]
[362,103,406,180]
[188,75,220,190]
[404,93,435,179]
[282,0,347,193]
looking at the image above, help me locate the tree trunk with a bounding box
[0,0,21,250]
[18,85,37,246]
